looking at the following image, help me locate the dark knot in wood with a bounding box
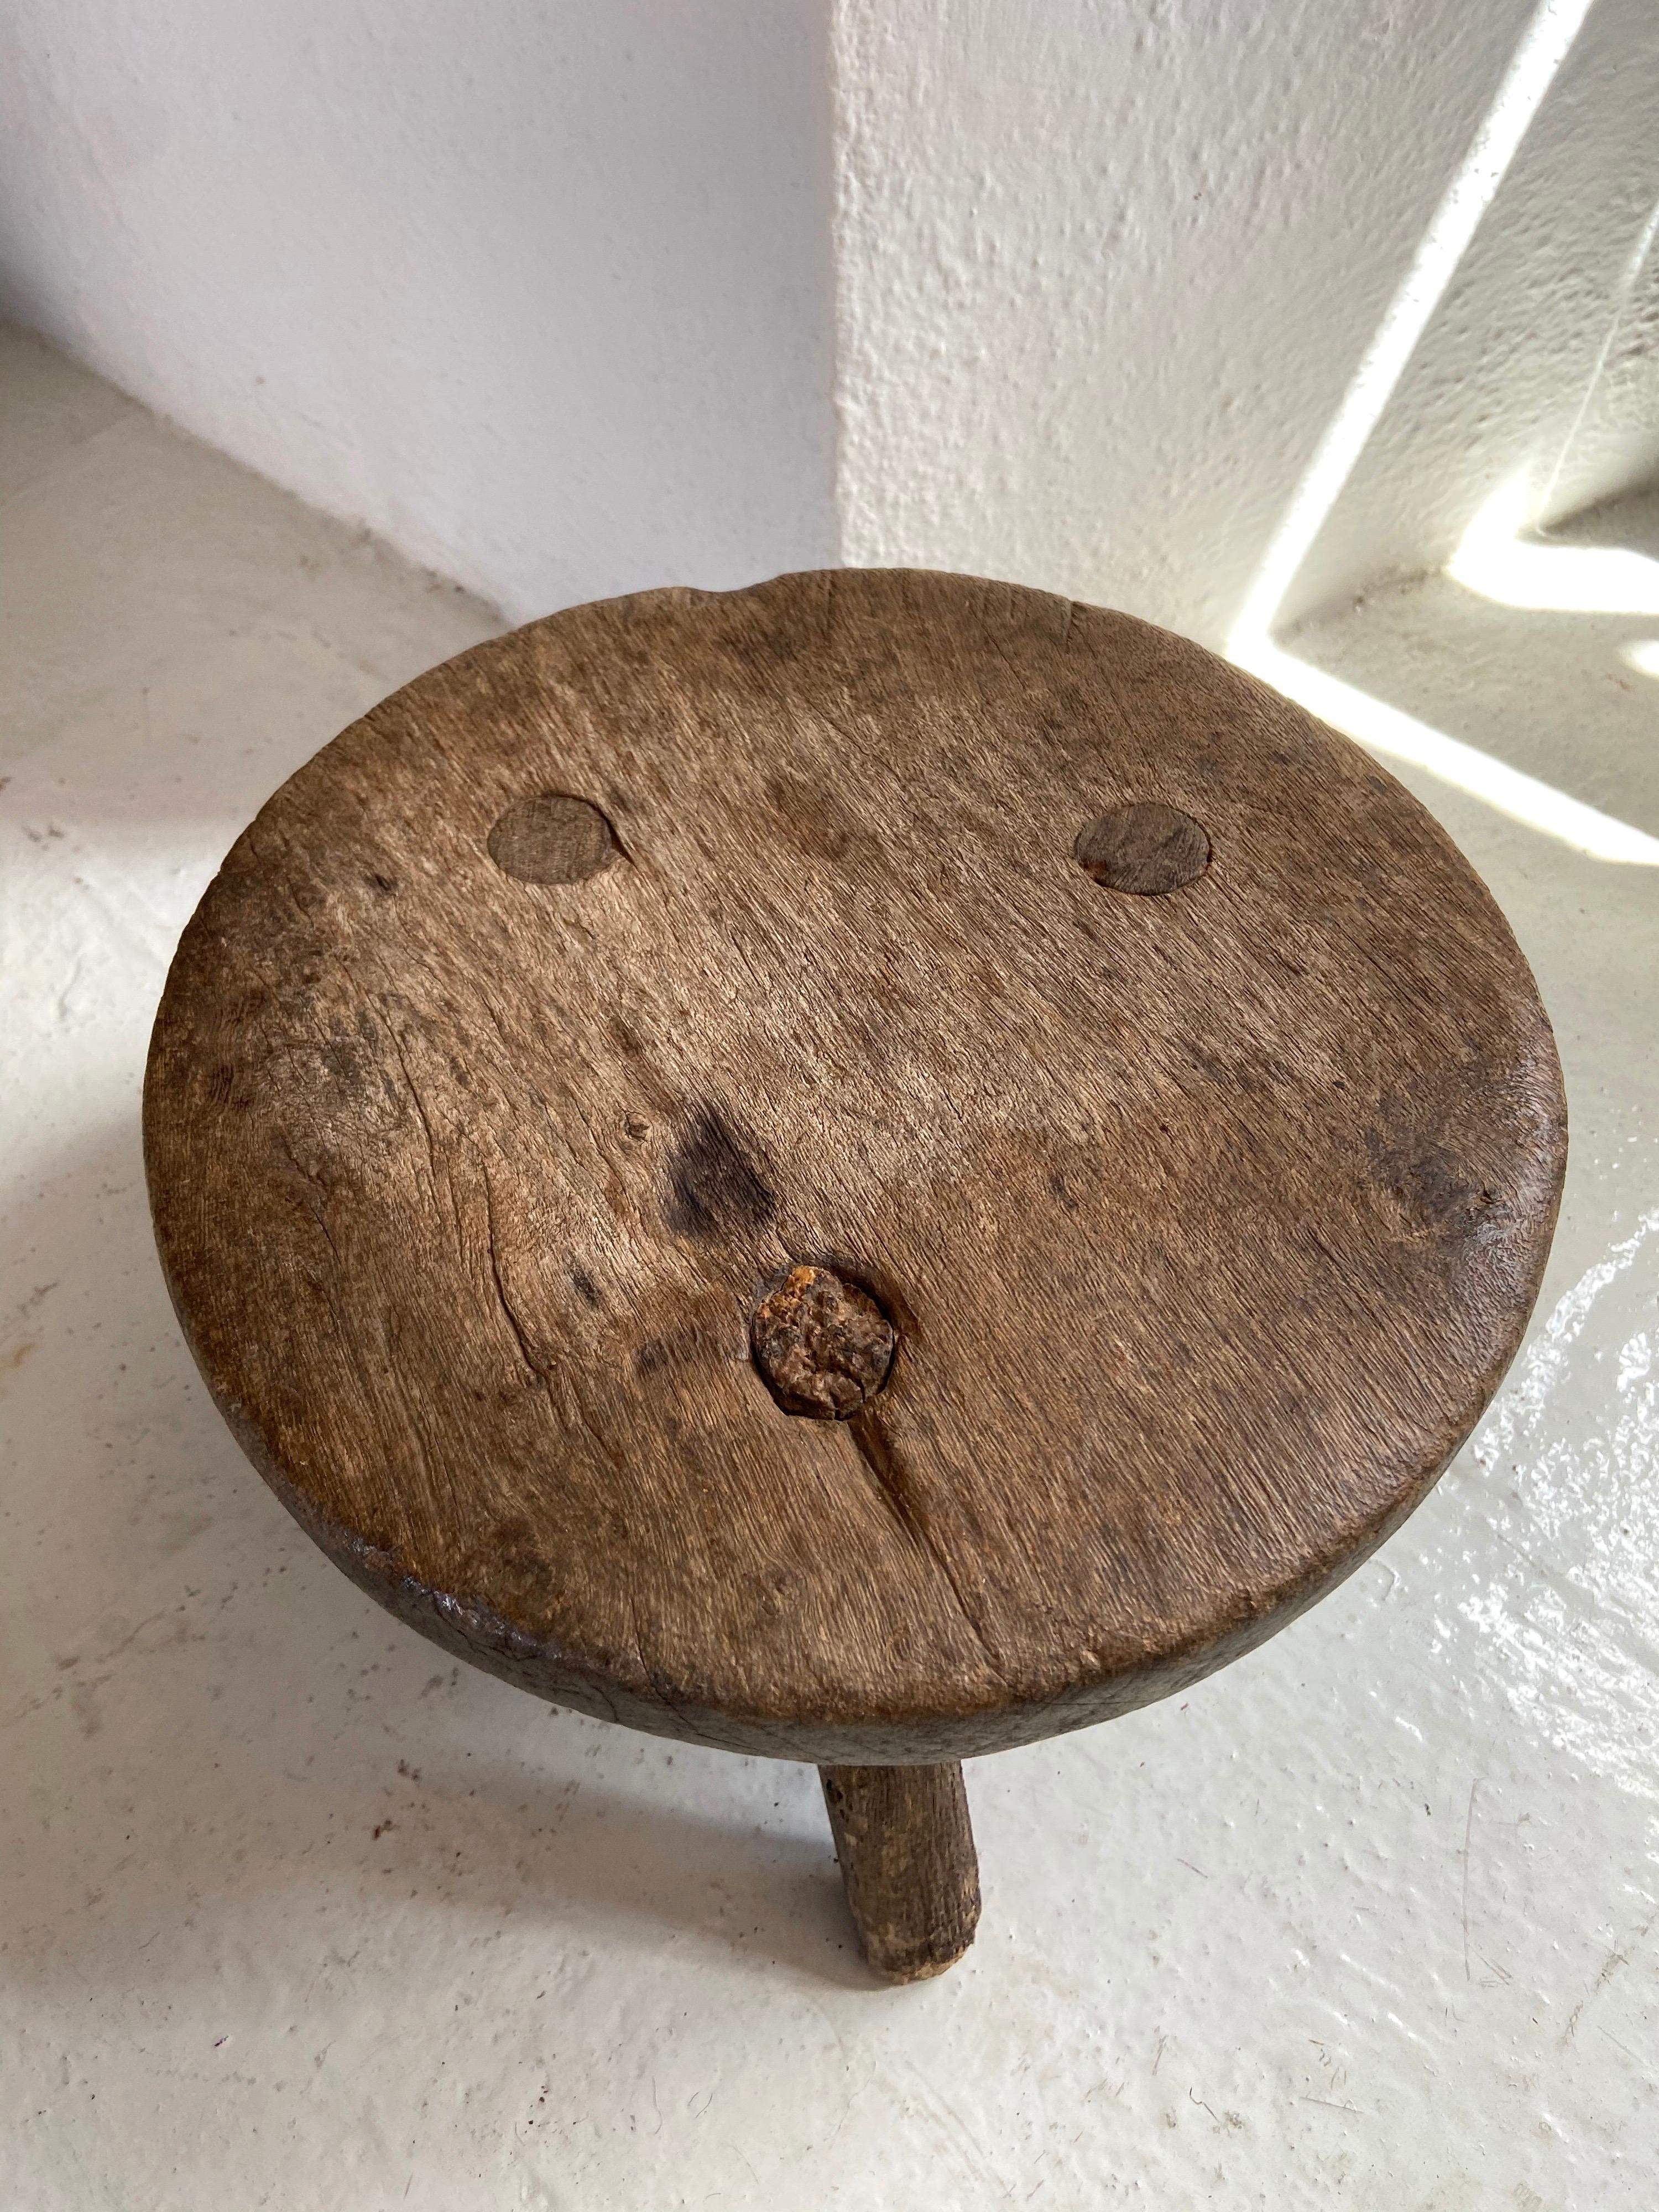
[750,1265,895,1420]
[1074,800,1210,895]
[488,791,615,884]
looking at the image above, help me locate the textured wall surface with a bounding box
[1292,0,1659,628]
[0,0,836,620]
[9,1,1656,641]
[832,0,1558,646]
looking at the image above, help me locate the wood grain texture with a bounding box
[143,569,1567,1764]
[820,1762,980,1982]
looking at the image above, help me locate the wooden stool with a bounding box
[144,571,1566,1983]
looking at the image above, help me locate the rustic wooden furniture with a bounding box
[144,570,1566,1983]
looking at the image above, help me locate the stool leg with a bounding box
[818,1761,980,1983]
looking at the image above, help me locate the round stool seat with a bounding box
[145,570,1566,1773]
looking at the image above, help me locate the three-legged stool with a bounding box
[144,571,1565,1981]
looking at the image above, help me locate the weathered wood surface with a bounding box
[820,1762,980,1983]
[144,568,1566,1764]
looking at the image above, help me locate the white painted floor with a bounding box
[3,325,1657,2210]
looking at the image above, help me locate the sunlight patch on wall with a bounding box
[1230,0,1596,649]
[1224,0,1655,868]
[1450,476,1659,614]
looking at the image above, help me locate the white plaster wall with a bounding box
[1287,0,1659,628]
[832,0,1650,649]
[0,0,836,621]
[6,0,1654,646]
